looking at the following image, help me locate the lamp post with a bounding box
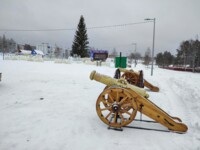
[132,43,137,67]
[145,18,156,76]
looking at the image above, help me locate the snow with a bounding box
[33,50,44,55]
[0,56,200,150]
[19,50,32,55]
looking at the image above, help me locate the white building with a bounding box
[36,43,49,55]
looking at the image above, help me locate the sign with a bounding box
[90,50,108,61]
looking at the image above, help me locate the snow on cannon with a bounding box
[90,71,188,133]
[114,68,159,92]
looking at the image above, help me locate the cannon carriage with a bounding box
[114,68,159,92]
[90,70,188,133]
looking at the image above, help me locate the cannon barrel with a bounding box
[90,70,149,98]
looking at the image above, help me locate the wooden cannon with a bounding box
[114,68,159,92]
[90,71,188,133]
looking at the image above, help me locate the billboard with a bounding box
[90,50,108,61]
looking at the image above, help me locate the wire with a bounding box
[87,21,150,29]
[0,21,151,32]
[0,28,76,32]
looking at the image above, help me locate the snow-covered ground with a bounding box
[0,57,200,150]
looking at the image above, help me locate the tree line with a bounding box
[0,35,17,53]
[156,39,200,69]
[1,15,199,64]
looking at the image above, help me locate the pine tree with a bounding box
[71,15,89,57]
[156,52,163,66]
[2,34,6,52]
[24,44,32,50]
[163,51,174,66]
[156,51,174,67]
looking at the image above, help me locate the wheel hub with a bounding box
[112,102,119,112]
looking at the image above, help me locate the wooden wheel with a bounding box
[96,87,137,128]
[121,72,139,85]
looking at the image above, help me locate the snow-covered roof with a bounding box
[19,50,32,55]
[33,50,44,55]
[19,49,44,56]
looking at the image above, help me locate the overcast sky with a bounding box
[0,0,200,55]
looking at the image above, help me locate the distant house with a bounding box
[19,50,32,55]
[31,50,44,56]
[18,49,44,57]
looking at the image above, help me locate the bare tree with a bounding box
[128,52,141,65]
[111,48,118,57]
[144,47,151,67]
[54,46,61,58]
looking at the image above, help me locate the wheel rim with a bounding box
[96,87,137,128]
[121,72,138,85]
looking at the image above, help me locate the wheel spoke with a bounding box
[130,77,135,80]
[124,110,132,116]
[114,112,117,123]
[119,112,125,124]
[100,106,111,111]
[122,72,137,85]
[127,73,130,78]
[121,103,132,108]
[101,98,111,106]
[119,96,128,105]
[116,91,119,102]
[105,111,113,119]
[108,94,114,102]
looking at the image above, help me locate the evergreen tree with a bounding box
[174,40,200,67]
[71,15,89,57]
[24,44,32,50]
[190,40,200,68]
[156,51,174,66]
[163,51,174,66]
[0,35,17,53]
[2,34,6,52]
[156,52,163,66]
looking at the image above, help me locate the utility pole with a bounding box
[144,18,156,76]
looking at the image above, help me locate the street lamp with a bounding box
[144,18,156,76]
[132,43,137,67]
